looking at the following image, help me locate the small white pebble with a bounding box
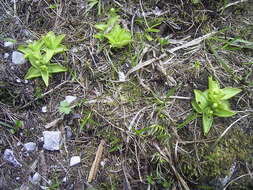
[100,160,106,167]
[118,71,126,82]
[41,106,47,113]
[4,41,14,48]
[16,78,21,83]
[65,96,77,104]
[4,53,9,59]
[70,156,81,167]
[62,176,67,183]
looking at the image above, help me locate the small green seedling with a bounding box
[192,76,241,135]
[94,8,131,48]
[58,100,72,114]
[18,31,67,86]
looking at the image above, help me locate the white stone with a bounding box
[3,149,22,167]
[12,51,26,65]
[41,106,47,113]
[24,142,37,152]
[16,78,21,83]
[43,131,62,151]
[4,41,14,48]
[118,71,126,82]
[69,156,81,167]
[62,176,67,183]
[4,53,9,59]
[65,96,77,104]
[29,172,41,185]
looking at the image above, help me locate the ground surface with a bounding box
[0,0,253,190]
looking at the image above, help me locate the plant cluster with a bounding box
[18,32,68,86]
[94,8,132,48]
[191,76,241,135]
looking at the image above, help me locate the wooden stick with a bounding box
[88,140,105,183]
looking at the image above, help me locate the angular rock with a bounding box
[29,172,41,185]
[65,96,77,104]
[12,51,26,65]
[4,41,14,48]
[3,149,22,167]
[43,131,62,151]
[4,53,9,59]
[70,156,81,167]
[23,142,37,152]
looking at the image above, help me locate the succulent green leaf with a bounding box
[208,76,220,91]
[193,89,208,110]
[42,32,66,50]
[25,66,42,79]
[41,69,49,87]
[94,23,108,31]
[43,49,55,63]
[202,112,213,135]
[104,25,131,48]
[213,107,236,117]
[47,64,67,73]
[191,100,203,113]
[221,87,242,100]
[107,15,120,26]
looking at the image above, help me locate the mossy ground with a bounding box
[0,0,253,189]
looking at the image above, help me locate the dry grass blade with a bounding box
[87,139,106,183]
[153,143,190,190]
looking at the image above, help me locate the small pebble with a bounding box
[43,131,62,151]
[3,149,22,167]
[41,106,47,113]
[4,41,14,48]
[118,71,126,82]
[70,156,81,167]
[29,172,41,185]
[4,53,9,59]
[23,142,37,152]
[16,78,21,83]
[65,96,77,104]
[12,51,26,65]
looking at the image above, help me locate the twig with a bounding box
[211,114,249,150]
[223,173,251,190]
[220,0,249,11]
[17,80,69,110]
[88,140,106,183]
[126,31,217,77]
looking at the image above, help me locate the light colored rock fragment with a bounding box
[43,131,62,151]
[41,106,47,113]
[4,53,9,59]
[4,41,14,48]
[65,96,77,104]
[23,142,37,152]
[3,149,22,167]
[70,156,81,167]
[29,172,41,185]
[118,71,126,82]
[12,51,26,65]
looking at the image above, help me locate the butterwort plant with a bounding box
[94,8,132,48]
[192,76,242,135]
[18,31,68,86]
